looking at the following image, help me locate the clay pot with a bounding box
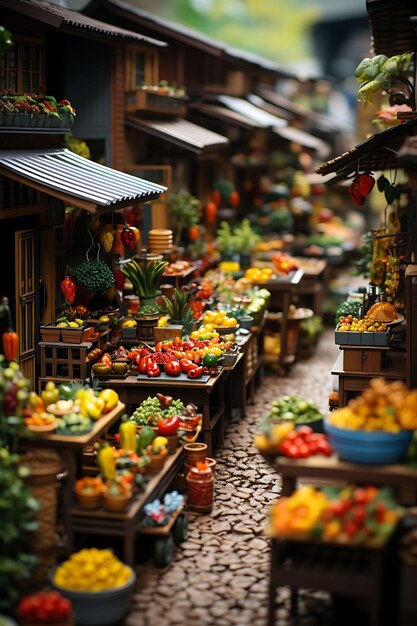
[185,457,216,476]
[184,442,207,466]
[164,433,178,453]
[186,465,213,513]
[147,454,168,471]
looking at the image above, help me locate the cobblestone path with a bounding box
[127,330,340,626]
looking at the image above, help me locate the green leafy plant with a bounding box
[355,52,414,105]
[0,449,39,609]
[168,193,201,246]
[163,288,190,321]
[233,219,261,255]
[121,259,167,298]
[75,259,114,294]
[216,221,238,256]
[353,232,373,279]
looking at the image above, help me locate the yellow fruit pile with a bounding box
[328,378,417,432]
[337,316,387,333]
[244,267,273,284]
[202,310,238,328]
[122,318,137,328]
[53,548,132,592]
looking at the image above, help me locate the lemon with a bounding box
[68,321,79,328]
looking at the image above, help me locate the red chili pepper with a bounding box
[204,201,217,224]
[60,276,76,304]
[157,415,180,435]
[3,330,18,362]
[138,356,151,374]
[121,227,137,249]
[187,365,203,379]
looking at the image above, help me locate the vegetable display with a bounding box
[130,396,185,426]
[270,485,403,545]
[268,395,323,425]
[53,548,131,592]
[18,591,72,624]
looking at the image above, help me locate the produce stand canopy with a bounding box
[1,0,166,46]
[0,148,167,214]
[316,117,417,178]
[126,117,229,154]
[191,103,264,130]
[216,95,287,129]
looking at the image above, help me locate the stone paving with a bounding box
[126,330,340,626]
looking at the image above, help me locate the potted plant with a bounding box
[120,259,167,307]
[233,219,261,267]
[168,193,201,247]
[215,221,238,261]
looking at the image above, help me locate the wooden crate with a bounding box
[39,341,92,379]
[342,347,387,373]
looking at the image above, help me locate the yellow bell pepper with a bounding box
[97,443,116,481]
[100,230,114,253]
[119,418,137,452]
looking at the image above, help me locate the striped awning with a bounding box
[126,117,229,154]
[0,148,167,213]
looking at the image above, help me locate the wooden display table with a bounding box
[71,446,185,564]
[262,453,417,498]
[263,453,408,626]
[101,371,225,457]
[332,350,407,407]
[22,402,126,550]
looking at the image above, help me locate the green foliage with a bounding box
[335,299,362,325]
[168,193,201,246]
[0,26,13,57]
[355,52,414,105]
[121,259,167,298]
[353,232,373,279]
[216,221,238,255]
[0,448,39,609]
[233,219,261,254]
[163,288,190,321]
[75,259,114,294]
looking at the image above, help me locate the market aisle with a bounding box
[126,329,339,626]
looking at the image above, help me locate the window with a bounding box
[0,37,43,93]
[125,46,158,90]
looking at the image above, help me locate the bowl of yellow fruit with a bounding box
[50,548,135,625]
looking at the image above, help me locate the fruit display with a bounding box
[271,252,298,275]
[53,549,132,591]
[244,267,273,283]
[202,310,238,328]
[268,394,323,425]
[121,318,137,328]
[335,299,362,326]
[75,476,104,496]
[256,422,332,458]
[328,378,417,432]
[270,485,403,545]
[336,314,388,333]
[18,591,72,624]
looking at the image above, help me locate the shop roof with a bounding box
[0,148,166,213]
[255,85,345,132]
[216,95,287,128]
[84,0,317,79]
[125,117,229,154]
[366,0,417,56]
[273,125,330,158]
[0,0,166,47]
[191,103,264,130]
[316,117,417,177]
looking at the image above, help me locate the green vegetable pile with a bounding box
[335,299,362,325]
[268,395,323,424]
[138,304,160,315]
[130,396,185,426]
[75,259,115,294]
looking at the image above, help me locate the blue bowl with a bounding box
[49,566,136,625]
[324,418,413,465]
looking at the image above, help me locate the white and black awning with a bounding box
[0,148,167,213]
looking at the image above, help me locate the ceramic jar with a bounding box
[184,442,207,466]
[186,465,213,513]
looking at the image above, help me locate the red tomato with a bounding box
[352,504,366,525]
[296,426,313,437]
[286,431,300,442]
[353,487,369,505]
[316,438,333,456]
[296,443,311,458]
[147,364,161,377]
[286,444,301,459]
[307,440,319,455]
[165,361,181,376]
